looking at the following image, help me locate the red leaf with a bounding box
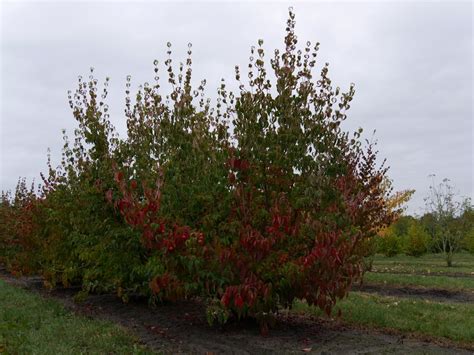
[234,293,244,309]
[114,171,124,183]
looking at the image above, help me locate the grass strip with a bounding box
[364,272,474,291]
[294,292,474,343]
[371,253,474,275]
[0,279,151,354]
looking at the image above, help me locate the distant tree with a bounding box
[377,180,414,239]
[378,178,413,212]
[465,227,474,254]
[424,175,472,266]
[371,180,414,260]
[458,206,474,252]
[419,212,437,251]
[391,215,416,237]
[377,224,401,257]
[403,220,430,257]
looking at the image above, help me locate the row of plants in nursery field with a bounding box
[0,10,399,333]
[371,252,474,275]
[360,172,474,265]
[375,204,473,261]
[364,268,474,290]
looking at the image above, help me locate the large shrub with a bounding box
[1,9,394,332]
[111,9,394,330]
[35,76,149,294]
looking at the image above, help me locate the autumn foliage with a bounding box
[0,9,395,332]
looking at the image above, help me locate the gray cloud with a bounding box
[1,1,472,214]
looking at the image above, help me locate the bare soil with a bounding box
[0,270,472,354]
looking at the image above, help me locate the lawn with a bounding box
[294,253,474,347]
[0,280,150,354]
[363,272,474,291]
[294,292,474,344]
[371,252,474,275]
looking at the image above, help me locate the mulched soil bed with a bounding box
[1,268,472,354]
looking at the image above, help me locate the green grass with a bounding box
[0,280,152,354]
[371,252,474,275]
[294,292,474,343]
[364,272,474,291]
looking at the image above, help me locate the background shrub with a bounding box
[0,180,42,275]
[402,221,430,257]
[465,228,474,254]
[377,225,401,257]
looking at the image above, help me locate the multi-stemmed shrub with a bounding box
[110,9,395,330]
[1,9,395,333]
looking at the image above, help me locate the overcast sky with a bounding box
[1,1,472,215]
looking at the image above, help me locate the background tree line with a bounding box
[377,177,473,264]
